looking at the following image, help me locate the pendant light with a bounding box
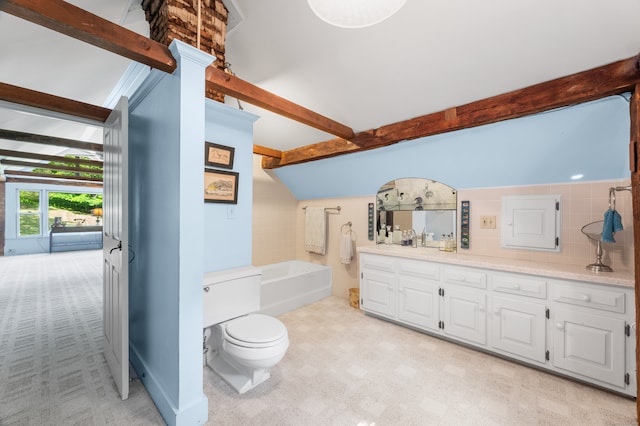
[307,0,407,29]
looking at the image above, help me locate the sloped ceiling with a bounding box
[224,0,640,151]
[0,0,148,165]
[1,0,640,166]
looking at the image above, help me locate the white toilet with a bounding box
[203,266,289,394]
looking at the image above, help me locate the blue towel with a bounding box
[601,209,623,243]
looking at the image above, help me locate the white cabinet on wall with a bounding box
[358,250,636,397]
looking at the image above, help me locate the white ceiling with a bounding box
[1,0,639,165]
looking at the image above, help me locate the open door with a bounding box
[103,96,129,400]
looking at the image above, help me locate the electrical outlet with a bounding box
[480,215,496,229]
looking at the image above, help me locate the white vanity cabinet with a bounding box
[360,254,395,319]
[490,273,548,364]
[358,250,636,397]
[396,259,440,331]
[442,266,487,346]
[550,280,632,389]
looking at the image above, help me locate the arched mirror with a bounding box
[376,178,457,248]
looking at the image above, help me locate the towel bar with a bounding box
[608,186,631,210]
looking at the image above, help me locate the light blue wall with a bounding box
[274,95,631,199]
[203,101,258,271]
[127,41,210,426]
[4,182,102,255]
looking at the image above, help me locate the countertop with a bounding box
[357,245,635,289]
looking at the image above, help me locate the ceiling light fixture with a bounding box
[307,0,407,29]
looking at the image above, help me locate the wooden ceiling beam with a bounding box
[206,67,355,140]
[4,169,102,182]
[1,159,102,174]
[253,144,282,159]
[0,0,176,73]
[262,54,640,169]
[0,129,103,153]
[0,82,111,123]
[0,149,102,167]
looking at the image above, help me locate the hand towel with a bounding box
[601,208,623,243]
[340,233,353,264]
[304,207,326,255]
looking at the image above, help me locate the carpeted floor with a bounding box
[0,250,163,425]
[0,250,637,425]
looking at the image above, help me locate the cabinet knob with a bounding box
[512,284,520,290]
[556,322,564,330]
[582,295,591,302]
[494,309,501,316]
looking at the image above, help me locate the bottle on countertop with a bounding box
[393,225,402,244]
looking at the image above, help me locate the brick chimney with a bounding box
[141,0,228,102]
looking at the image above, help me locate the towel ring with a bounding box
[341,221,352,233]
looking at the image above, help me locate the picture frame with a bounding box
[204,142,234,169]
[204,169,239,204]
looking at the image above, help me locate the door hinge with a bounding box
[361,272,363,279]
[555,237,559,247]
[438,321,444,330]
[626,323,631,337]
[360,298,363,306]
[438,288,444,297]
[545,308,550,319]
[556,201,560,211]
[545,350,550,361]
[625,373,630,385]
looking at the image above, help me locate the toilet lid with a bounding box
[226,314,287,344]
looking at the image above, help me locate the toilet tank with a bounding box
[203,266,262,328]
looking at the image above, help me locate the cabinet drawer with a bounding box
[443,266,486,289]
[492,273,547,299]
[397,259,440,281]
[552,282,626,314]
[360,254,395,274]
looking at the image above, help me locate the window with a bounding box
[18,190,41,236]
[48,192,103,228]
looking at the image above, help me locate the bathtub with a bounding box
[258,261,332,317]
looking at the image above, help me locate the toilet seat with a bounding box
[223,314,288,349]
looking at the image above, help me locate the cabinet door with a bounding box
[361,270,395,318]
[553,308,626,388]
[492,296,546,363]
[443,285,486,345]
[397,276,440,331]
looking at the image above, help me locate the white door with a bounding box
[103,97,129,400]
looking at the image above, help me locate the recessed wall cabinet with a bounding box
[359,252,636,397]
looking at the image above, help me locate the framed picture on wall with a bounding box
[204,142,234,169]
[204,169,239,204]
